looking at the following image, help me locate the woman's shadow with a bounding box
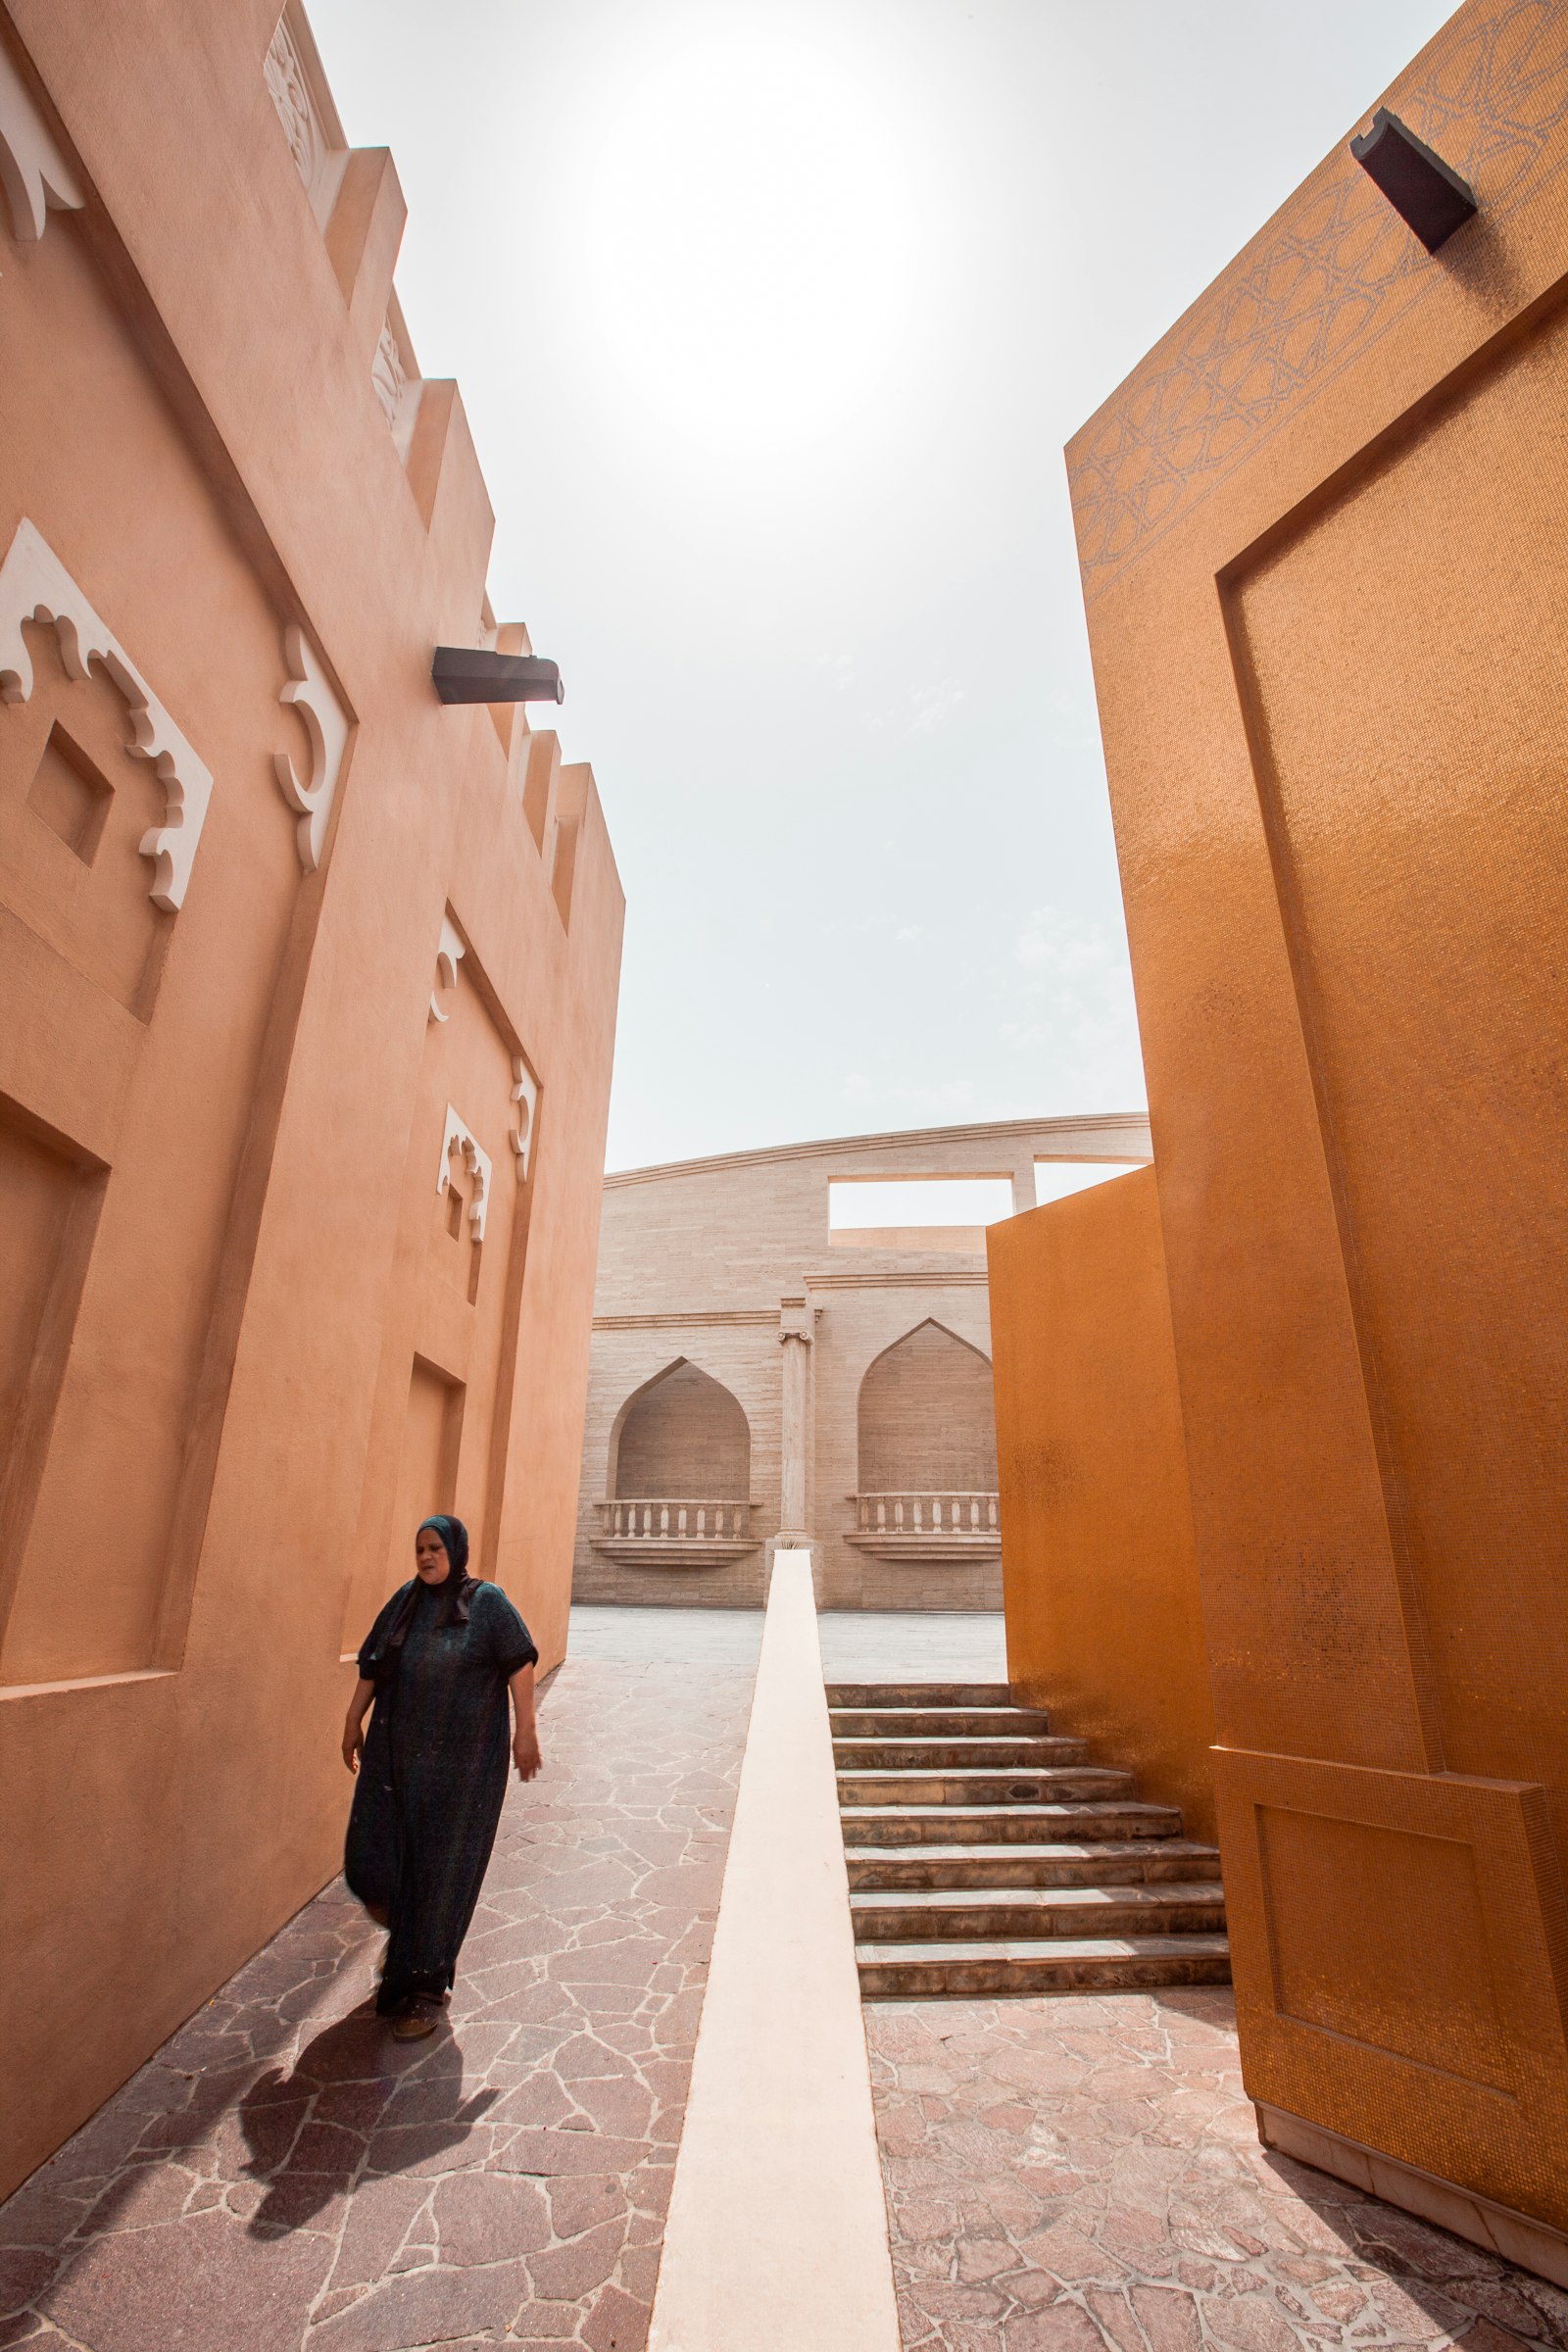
[239,2001,499,2235]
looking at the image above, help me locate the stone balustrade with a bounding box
[592,1498,759,1563]
[598,1498,754,1541]
[854,1492,999,1537]
[847,1492,1002,1561]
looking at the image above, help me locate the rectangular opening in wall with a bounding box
[382,1357,465,1593]
[828,1176,1014,1252]
[1033,1160,1142,1206]
[0,1099,107,1677]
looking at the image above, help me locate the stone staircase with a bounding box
[830,1680,1230,1997]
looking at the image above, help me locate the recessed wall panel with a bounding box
[382,1356,464,1593]
[0,1102,103,1643]
[1257,1807,1510,2090]
[1228,309,1568,1839]
[341,928,537,1649]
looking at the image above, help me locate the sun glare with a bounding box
[584,26,922,456]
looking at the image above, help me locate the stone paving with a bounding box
[864,1991,1568,2352]
[564,1607,762,1669]
[564,1604,1008,1682]
[8,1606,1558,2352]
[0,1654,755,2352]
[818,1610,1007,1684]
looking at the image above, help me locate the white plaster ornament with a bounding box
[428,912,466,1023]
[372,318,410,435]
[0,42,82,244]
[273,625,349,872]
[0,519,213,912]
[437,1106,492,1241]
[263,13,318,194]
[511,1056,539,1180]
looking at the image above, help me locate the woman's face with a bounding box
[415,1526,451,1584]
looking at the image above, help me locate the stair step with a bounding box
[829,1708,1052,1739]
[826,1683,1013,1709]
[857,1935,1232,1997]
[845,1839,1223,1889]
[833,1737,1087,1770]
[838,1766,1133,1808]
[840,1801,1184,1846]
[826,1669,1229,1999]
[851,1883,1226,1940]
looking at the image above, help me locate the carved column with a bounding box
[776,1294,816,1544]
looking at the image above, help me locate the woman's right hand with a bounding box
[342,1678,375,1775]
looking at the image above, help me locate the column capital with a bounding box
[777,1294,817,1346]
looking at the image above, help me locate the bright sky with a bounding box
[828,1165,1142,1230]
[310,0,1455,1171]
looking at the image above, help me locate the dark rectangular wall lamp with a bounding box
[1350,109,1476,253]
[431,647,564,706]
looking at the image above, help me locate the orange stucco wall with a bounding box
[0,0,622,2196]
[1066,0,1568,2252]
[989,1169,1214,1846]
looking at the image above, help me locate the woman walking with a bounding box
[342,1515,541,2040]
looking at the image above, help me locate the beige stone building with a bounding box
[572,1114,1151,1610]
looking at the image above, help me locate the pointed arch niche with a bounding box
[595,1359,756,1563]
[852,1320,1001,1559]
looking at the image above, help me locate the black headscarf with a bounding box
[417,1515,470,1577]
[371,1517,478,1676]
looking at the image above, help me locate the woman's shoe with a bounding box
[390,1996,442,2042]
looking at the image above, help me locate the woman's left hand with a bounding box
[512,1727,542,1782]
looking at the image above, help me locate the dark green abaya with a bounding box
[346,1523,537,2015]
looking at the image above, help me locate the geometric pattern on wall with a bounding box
[1069,0,1568,593]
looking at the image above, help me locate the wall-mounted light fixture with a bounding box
[431,647,564,706]
[1350,109,1476,253]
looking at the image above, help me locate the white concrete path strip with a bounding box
[647,1550,903,2352]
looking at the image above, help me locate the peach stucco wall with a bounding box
[989,1170,1214,1846]
[1066,0,1568,2248]
[0,0,622,2196]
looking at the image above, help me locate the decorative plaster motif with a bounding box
[371,317,410,435]
[428,912,465,1023]
[273,625,348,872]
[0,518,213,912]
[1068,0,1568,595]
[511,1056,539,1179]
[437,1105,492,1241]
[0,42,83,244]
[263,13,318,193]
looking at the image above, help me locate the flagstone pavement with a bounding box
[0,1650,755,2352]
[3,1608,1562,2352]
[865,1993,1568,2352]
